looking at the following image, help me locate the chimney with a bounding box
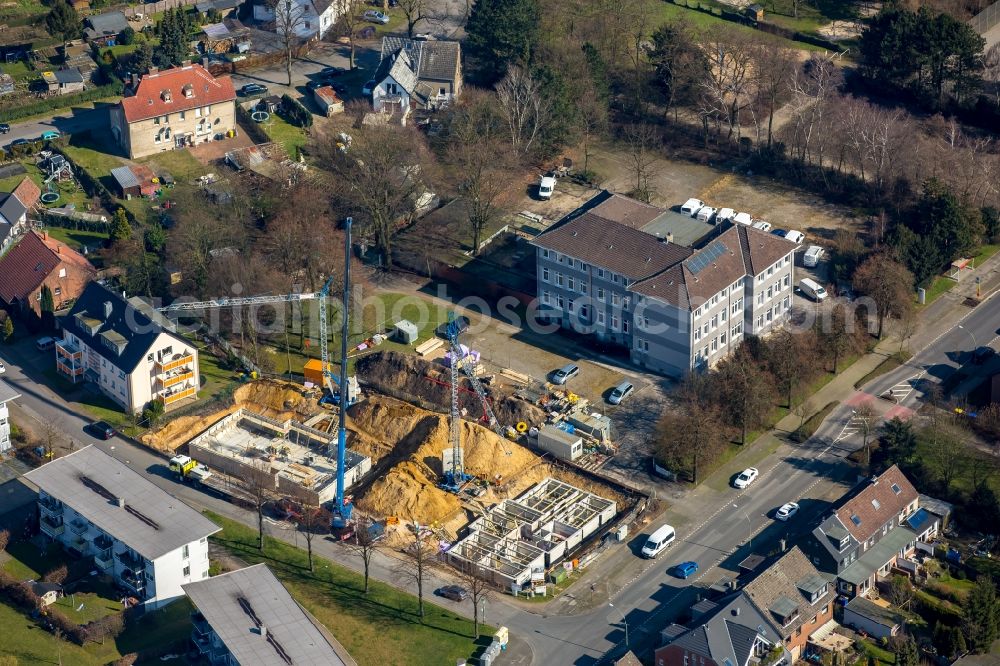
[666,232,674,244]
[116,497,125,508]
[260,625,267,639]
[733,607,741,616]
[103,301,113,318]
[780,538,786,552]
[42,231,47,240]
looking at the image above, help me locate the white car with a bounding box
[538,174,556,199]
[775,502,800,521]
[0,360,5,374]
[733,467,759,489]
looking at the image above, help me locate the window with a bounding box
[637,338,648,352]
[598,311,605,325]
[732,321,743,336]
[597,288,605,302]
[568,299,575,313]
[597,268,605,278]
[557,253,565,264]
[766,308,773,322]
[850,514,862,526]
[612,293,619,306]
[154,116,161,125]
[623,320,629,333]
[541,249,549,258]
[757,315,764,329]
[694,328,701,342]
[183,565,190,577]
[611,315,619,330]
[179,110,185,120]
[694,306,702,318]
[194,106,202,117]
[542,267,549,282]
[154,132,161,144]
[557,295,564,309]
[872,499,881,510]
[58,268,67,278]
[386,82,399,94]
[612,273,620,284]
[711,314,718,329]
[720,332,727,345]
[580,305,589,318]
[758,293,764,305]
[891,483,901,495]
[54,287,62,296]
[567,277,575,290]
[581,283,588,295]
[542,292,551,305]
[711,337,718,352]
[784,274,790,288]
[767,286,773,299]
[721,309,727,322]
[768,266,774,276]
[623,296,630,309]
[556,273,564,287]
[703,323,709,334]
[783,296,790,310]
[182,544,189,558]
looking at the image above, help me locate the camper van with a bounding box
[697,206,717,223]
[733,212,753,226]
[716,208,736,224]
[681,198,705,216]
[641,524,677,558]
[803,245,824,267]
[799,278,827,301]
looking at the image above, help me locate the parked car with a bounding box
[363,9,390,23]
[803,245,824,267]
[798,278,827,302]
[972,346,996,365]
[608,380,635,405]
[320,66,346,78]
[239,83,268,97]
[0,123,9,134]
[40,130,60,141]
[35,336,55,351]
[88,421,116,440]
[733,467,759,489]
[751,220,772,232]
[775,502,800,521]
[783,230,805,244]
[8,138,28,149]
[0,360,5,374]
[641,524,676,558]
[551,364,580,385]
[435,585,469,601]
[673,561,699,579]
[680,198,704,216]
[538,173,556,199]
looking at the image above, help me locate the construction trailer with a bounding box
[187,408,371,505]
[536,423,583,461]
[567,410,613,444]
[446,477,617,589]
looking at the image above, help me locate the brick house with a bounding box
[0,230,96,316]
[111,64,236,159]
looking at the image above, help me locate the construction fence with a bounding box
[970,1,1000,34]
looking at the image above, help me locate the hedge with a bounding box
[0,79,124,124]
[280,93,313,128]
[236,104,269,144]
[39,213,111,233]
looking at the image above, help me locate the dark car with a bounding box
[9,137,28,148]
[239,83,268,97]
[972,346,996,365]
[88,421,116,440]
[306,79,325,90]
[320,66,346,78]
[435,585,469,602]
[0,123,9,134]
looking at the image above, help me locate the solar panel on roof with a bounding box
[688,241,728,275]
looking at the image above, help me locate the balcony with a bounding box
[40,515,65,537]
[119,571,146,594]
[155,353,194,373]
[159,370,194,389]
[56,359,85,378]
[163,386,196,405]
[191,611,211,636]
[39,496,64,516]
[94,547,114,570]
[69,518,90,535]
[115,550,145,569]
[55,339,82,360]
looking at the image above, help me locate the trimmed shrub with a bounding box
[280,93,313,128]
[236,105,269,144]
[0,79,124,124]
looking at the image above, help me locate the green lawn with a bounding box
[263,112,308,157]
[859,638,896,666]
[44,227,109,254]
[62,134,129,175]
[195,340,240,401]
[1,60,36,83]
[648,0,828,51]
[51,587,121,625]
[0,160,91,213]
[206,511,492,665]
[1,541,66,581]
[138,148,205,183]
[919,244,999,307]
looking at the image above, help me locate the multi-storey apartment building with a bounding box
[56,282,200,413]
[532,192,798,377]
[0,378,21,454]
[183,563,354,665]
[112,64,236,159]
[25,446,220,609]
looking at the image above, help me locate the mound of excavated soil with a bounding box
[233,380,318,420]
[353,395,543,525]
[355,351,546,428]
[141,406,239,452]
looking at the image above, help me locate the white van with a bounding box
[799,278,827,302]
[538,174,556,200]
[716,208,735,224]
[641,524,676,558]
[697,206,717,223]
[681,198,705,216]
[803,245,824,267]
[733,212,753,226]
[783,230,805,244]
[751,220,772,232]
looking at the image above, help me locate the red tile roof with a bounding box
[836,465,919,543]
[121,64,236,124]
[0,230,94,304]
[12,177,41,209]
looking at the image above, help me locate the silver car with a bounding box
[608,380,634,405]
[363,9,390,23]
[551,364,580,385]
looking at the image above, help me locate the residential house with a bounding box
[312,85,343,117]
[24,445,221,609]
[183,563,355,665]
[253,0,341,40]
[111,64,237,159]
[84,11,130,47]
[371,37,462,115]
[12,177,41,212]
[532,191,798,377]
[57,282,200,413]
[0,230,97,317]
[802,465,927,599]
[0,190,28,255]
[655,547,833,666]
[0,378,21,454]
[842,597,902,639]
[42,68,85,95]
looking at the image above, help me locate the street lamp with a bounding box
[958,324,978,356]
[733,504,752,549]
[609,602,629,647]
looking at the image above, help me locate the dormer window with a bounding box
[182,84,194,98]
[891,483,901,495]
[161,89,172,102]
[872,499,881,510]
[769,597,800,628]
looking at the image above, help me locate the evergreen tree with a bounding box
[40,285,54,313]
[133,41,153,74]
[464,0,540,84]
[45,0,82,64]
[110,208,133,243]
[891,636,919,666]
[964,577,1000,653]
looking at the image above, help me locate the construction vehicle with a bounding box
[439,312,512,494]
[169,455,213,484]
[157,218,356,529]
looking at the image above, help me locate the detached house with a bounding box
[25,445,220,609]
[83,11,129,47]
[253,0,340,40]
[656,547,834,666]
[57,282,200,413]
[0,230,96,316]
[372,37,462,116]
[532,192,798,377]
[112,64,237,159]
[802,465,937,599]
[183,563,355,665]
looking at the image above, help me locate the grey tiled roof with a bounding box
[379,37,460,84]
[23,446,220,560]
[86,11,129,36]
[0,377,20,404]
[838,526,916,585]
[743,547,831,639]
[0,192,26,226]
[183,564,352,666]
[665,592,781,666]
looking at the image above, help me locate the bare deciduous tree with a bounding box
[655,381,728,483]
[698,27,755,141]
[294,501,329,573]
[396,0,433,37]
[395,521,432,618]
[457,565,494,637]
[853,254,915,339]
[783,53,843,168]
[273,0,307,87]
[335,0,362,69]
[715,348,777,445]
[349,516,383,594]
[495,65,553,156]
[623,123,659,203]
[237,457,275,551]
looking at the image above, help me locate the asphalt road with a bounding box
[3,105,110,149]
